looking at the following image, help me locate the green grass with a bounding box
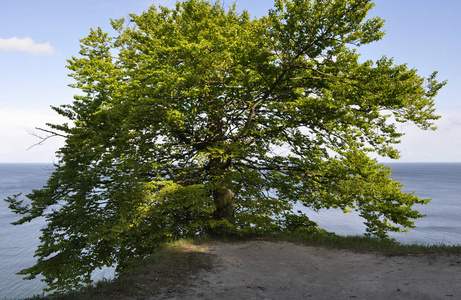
[26,239,215,300]
[263,231,461,256]
[25,232,461,300]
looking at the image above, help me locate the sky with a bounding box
[0,0,460,163]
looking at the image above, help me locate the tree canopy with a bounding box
[6,0,445,293]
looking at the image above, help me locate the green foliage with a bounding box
[6,0,445,294]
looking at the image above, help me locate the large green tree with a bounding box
[6,0,445,293]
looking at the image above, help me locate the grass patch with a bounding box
[27,239,215,300]
[263,231,461,256]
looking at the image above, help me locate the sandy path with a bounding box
[159,240,461,300]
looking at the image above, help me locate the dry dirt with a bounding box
[157,240,461,300]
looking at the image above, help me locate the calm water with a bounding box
[301,162,461,245]
[1,162,460,299]
[0,164,51,300]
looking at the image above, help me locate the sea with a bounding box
[0,162,460,299]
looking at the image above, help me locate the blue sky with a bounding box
[0,0,460,163]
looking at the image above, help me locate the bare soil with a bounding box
[157,240,461,300]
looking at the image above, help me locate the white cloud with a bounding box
[0,37,55,55]
[0,109,65,162]
[379,107,461,162]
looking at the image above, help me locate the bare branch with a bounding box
[26,127,67,150]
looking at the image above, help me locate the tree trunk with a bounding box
[207,157,235,224]
[212,187,235,221]
[205,102,235,231]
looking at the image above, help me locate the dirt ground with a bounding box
[158,240,461,300]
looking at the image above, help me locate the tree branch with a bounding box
[26,127,67,150]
